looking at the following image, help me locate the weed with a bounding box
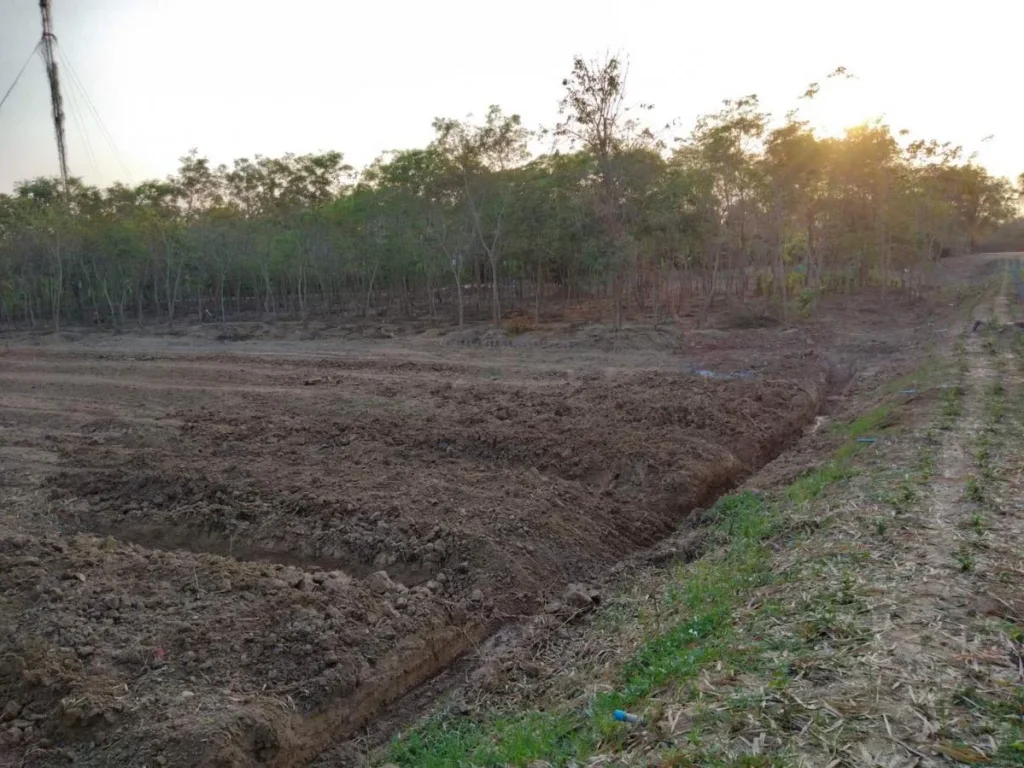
[939,385,963,429]
[875,518,888,536]
[838,570,858,605]
[975,437,996,479]
[964,475,984,503]
[969,512,985,533]
[955,545,976,573]
[988,400,1005,425]
[888,480,916,514]
[915,447,937,484]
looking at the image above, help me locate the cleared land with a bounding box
[0,277,981,766]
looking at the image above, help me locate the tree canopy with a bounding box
[0,56,1017,330]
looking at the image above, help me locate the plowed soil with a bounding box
[0,299,942,766]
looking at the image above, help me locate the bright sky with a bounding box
[1,0,1021,193]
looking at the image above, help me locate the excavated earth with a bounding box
[0,299,942,766]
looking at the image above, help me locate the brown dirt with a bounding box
[0,288,954,766]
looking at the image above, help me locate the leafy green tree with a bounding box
[431,106,530,324]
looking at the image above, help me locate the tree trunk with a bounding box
[698,243,722,328]
[774,193,788,321]
[450,263,464,326]
[534,258,543,326]
[489,256,501,325]
[365,262,379,318]
[51,237,63,333]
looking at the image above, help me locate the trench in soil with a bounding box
[43,360,834,765]
[286,382,830,767]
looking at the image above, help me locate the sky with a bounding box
[0,0,1022,193]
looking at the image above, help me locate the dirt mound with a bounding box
[442,322,685,352]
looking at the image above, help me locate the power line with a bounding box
[0,42,41,116]
[62,61,100,179]
[57,45,134,183]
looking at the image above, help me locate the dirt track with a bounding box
[0,296,952,766]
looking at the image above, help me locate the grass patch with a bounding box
[831,403,891,440]
[785,462,853,505]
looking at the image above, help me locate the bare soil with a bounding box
[0,292,950,766]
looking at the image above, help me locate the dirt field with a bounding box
[0,290,962,766]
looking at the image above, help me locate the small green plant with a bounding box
[988,400,1004,425]
[838,570,858,605]
[964,475,984,503]
[969,512,985,532]
[955,545,976,572]
[875,518,888,536]
[888,480,916,514]
[940,385,963,429]
[916,447,938,483]
[796,288,816,318]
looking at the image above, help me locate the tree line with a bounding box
[1,57,1020,331]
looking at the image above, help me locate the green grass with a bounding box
[785,461,854,505]
[831,403,891,441]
